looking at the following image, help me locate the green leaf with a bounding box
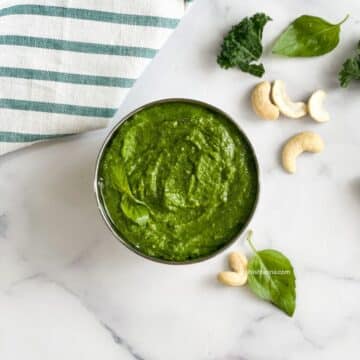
[110,159,150,218]
[339,41,360,87]
[121,194,149,226]
[247,231,296,316]
[110,160,132,195]
[217,13,272,77]
[272,14,349,57]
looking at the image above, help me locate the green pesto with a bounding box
[98,102,258,262]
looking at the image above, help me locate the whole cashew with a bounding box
[308,90,330,123]
[282,132,325,174]
[217,271,248,287]
[272,80,307,118]
[229,251,248,273]
[251,81,280,120]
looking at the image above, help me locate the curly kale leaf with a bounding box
[339,41,360,88]
[217,13,272,77]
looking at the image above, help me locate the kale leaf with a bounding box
[339,41,360,88]
[217,13,272,77]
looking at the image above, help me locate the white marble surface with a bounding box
[1,0,360,359]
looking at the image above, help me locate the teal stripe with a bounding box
[0,5,179,29]
[0,35,157,58]
[0,67,135,87]
[0,131,71,143]
[0,99,116,118]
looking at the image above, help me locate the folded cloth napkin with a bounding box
[0,0,193,155]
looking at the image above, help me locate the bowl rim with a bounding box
[94,98,260,265]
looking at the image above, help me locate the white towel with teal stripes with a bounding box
[0,0,193,155]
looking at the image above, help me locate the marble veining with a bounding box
[103,323,145,360]
[0,0,360,359]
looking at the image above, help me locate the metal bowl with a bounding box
[94,98,260,265]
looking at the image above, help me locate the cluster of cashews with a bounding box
[217,251,248,286]
[251,80,328,174]
[251,80,330,122]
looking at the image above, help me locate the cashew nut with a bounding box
[251,81,280,120]
[229,251,248,273]
[308,90,330,123]
[218,251,248,287]
[217,271,248,287]
[272,80,307,118]
[282,131,325,174]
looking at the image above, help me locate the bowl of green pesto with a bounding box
[95,99,259,264]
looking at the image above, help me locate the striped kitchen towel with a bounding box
[0,0,193,155]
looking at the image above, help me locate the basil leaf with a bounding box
[217,13,272,77]
[247,232,296,316]
[110,160,132,195]
[339,41,360,87]
[272,14,349,57]
[121,194,149,226]
[110,159,150,217]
